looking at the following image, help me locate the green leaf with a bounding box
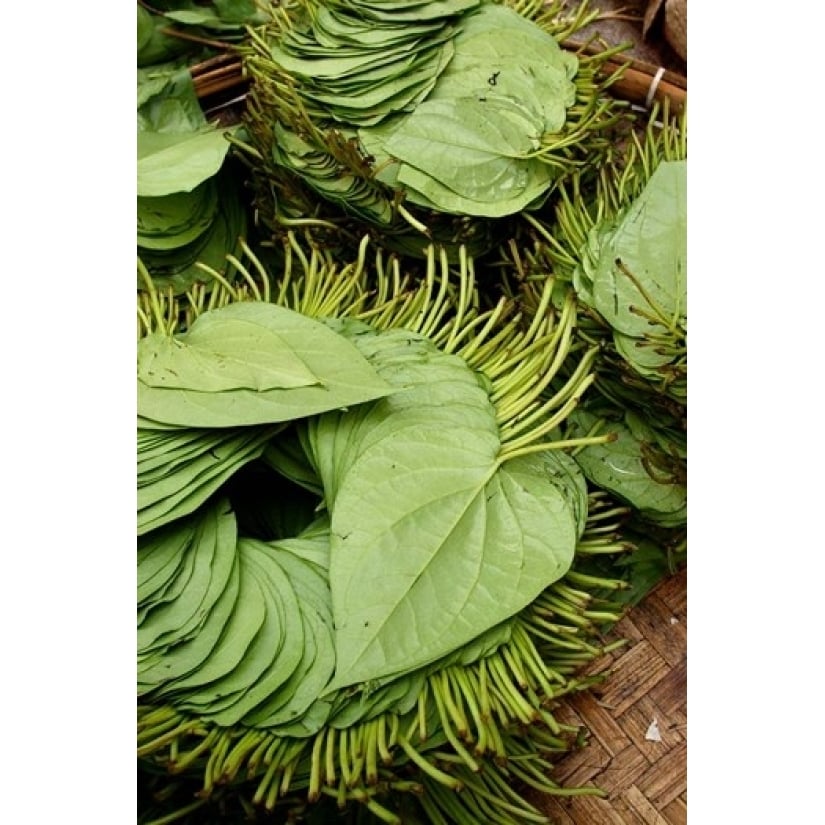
[138,302,395,428]
[566,408,686,524]
[137,8,194,67]
[137,500,238,662]
[590,160,687,338]
[336,0,480,22]
[163,9,223,26]
[137,182,219,251]
[157,554,268,698]
[138,316,321,393]
[239,539,335,730]
[138,62,205,132]
[137,5,155,53]
[137,128,233,197]
[139,556,241,691]
[137,425,278,536]
[352,2,577,216]
[213,0,263,24]
[304,331,578,689]
[137,519,197,605]
[429,2,577,133]
[138,166,248,296]
[327,446,578,689]
[360,92,553,216]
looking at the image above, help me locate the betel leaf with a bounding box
[428,2,578,133]
[213,0,264,24]
[137,182,219,251]
[340,0,480,23]
[137,425,278,536]
[566,408,686,523]
[353,2,578,217]
[138,313,321,392]
[162,0,266,29]
[313,7,445,48]
[262,432,324,498]
[361,95,553,217]
[590,160,687,339]
[214,540,310,725]
[327,445,579,690]
[138,165,248,296]
[137,499,238,658]
[137,302,395,428]
[139,556,241,690]
[137,519,196,605]
[138,62,205,133]
[137,7,193,67]
[308,336,578,690]
[305,326,494,509]
[522,449,590,539]
[138,527,200,618]
[157,555,268,697]
[163,9,226,27]
[138,5,154,54]
[138,128,234,197]
[239,541,335,731]
[327,669,426,729]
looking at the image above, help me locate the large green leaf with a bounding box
[429,2,578,133]
[138,315,320,392]
[361,95,554,216]
[137,62,205,132]
[353,2,577,216]
[305,329,578,689]
[137,302,395,428]
[137,128,234,197]
[590,160,687,338]
[305,326,494,508]
[327,446,579,689]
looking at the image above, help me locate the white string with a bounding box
[645,66,666,108]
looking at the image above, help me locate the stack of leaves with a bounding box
[138,0,268,67]
[236,0,629,251]
[137,236,637,824]
[497,104,687,589]
[569,159,686,408]
[137,290,395,533]
[358,2,581,218]
[138,4,250,295]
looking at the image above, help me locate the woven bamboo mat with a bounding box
[529,568,687,824]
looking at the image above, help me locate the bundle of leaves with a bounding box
[496,104,687,589]
[234,0,630,255]
[138,3,253,295]
[136,235,638,824]
[138,0,269,67]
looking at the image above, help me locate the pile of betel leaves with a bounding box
[137,1,686,823]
